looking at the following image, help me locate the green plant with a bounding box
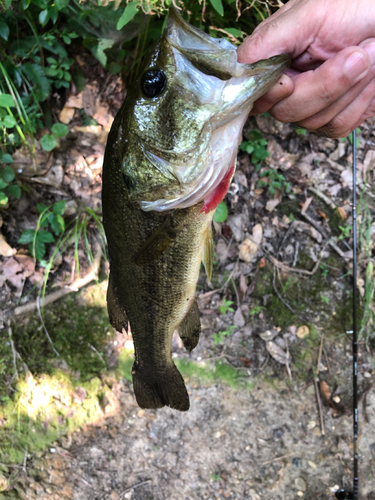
[213,200,228,223]
[239,128,269,166]
[219,298,234,314]
[295,127,308,136]
[338,224,351,240]
[320,294,330,305]
[212,325,236,345]
[0,156,21,205]
[40,122,69,151]
[320,264,329,278]
[249,305,264,315]
[210,473,222,482]
[258,168,292,196]
[18,200,67,263]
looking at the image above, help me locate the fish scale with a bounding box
[102,6,290,411]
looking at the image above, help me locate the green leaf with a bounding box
[52,200,66,216]
[213,201,228,223]
[92,38,114,67]
[3,115,17,128]
[1,154,13,164]
[108,62,121,75]
[209,0,224,16]
[51,214,65,234]
[18,229,36,244]
[37,230,55,243]
[21,63,51,102]
[55,0,69,9]
[223,28,243,38]
[40,134,57,151]
[20,0,30,9]
[51,123,69,138]
[0,191,8,206]
[0,179,8,190]
[39,9,49,26]
[0,94,15,108]
[31,239,46,262]
[5,0,13,7]
[0,18,9,41]
[3,166,15,183]
[48,5,59,24]
[37,202,48,214]
[117,1,139,30]
[7,184,21,199]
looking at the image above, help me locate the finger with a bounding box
[313,76,375,138]
[269,46,371,123]
[292,40,375,133]
[237,0,324,64]
[249,73,294,115]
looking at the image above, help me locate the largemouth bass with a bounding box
[102,7,289,411]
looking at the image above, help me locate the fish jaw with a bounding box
[134,8,290,212]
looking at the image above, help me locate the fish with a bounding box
[102,7,289,411]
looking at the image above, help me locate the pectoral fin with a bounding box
[132,220,182,266]
[201,223,214,281]
[178,298,201,353]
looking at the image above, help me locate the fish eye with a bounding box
[141,69,166,98]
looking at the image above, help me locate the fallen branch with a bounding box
[5,244,102,319]
[313,376,325,436]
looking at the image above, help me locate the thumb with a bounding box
[237,0,324,64]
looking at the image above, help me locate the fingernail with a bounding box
[344,51,369,80]
[363,41,375,65]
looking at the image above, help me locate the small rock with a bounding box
[295,477,307,491]
[296,325,309,339]
[307,420,316,430]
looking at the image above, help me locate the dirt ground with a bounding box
[5,371,375,500]
[1,60,375,500]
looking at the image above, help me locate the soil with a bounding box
[1,56,375,500]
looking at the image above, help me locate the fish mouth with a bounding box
[140,9,290,213]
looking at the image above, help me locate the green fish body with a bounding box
[102,7,289,411]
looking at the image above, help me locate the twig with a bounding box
[36,296,60,357]
[265,253,321,276]
[114,479,152,499]
[292,241,300,267]
[7,320,18,379]
[317,334,324,371]
[308,187,337,209]
[261,453,294,465]
[220,257,239,291]
[301,211,351,260]
[88,343,106,365]
[313,377,325,436]
[5,244,102,319]
[22,447,28,474]
[231,277,240,308]
[272,267,296,314]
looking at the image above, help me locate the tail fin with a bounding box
[132,362,190,411]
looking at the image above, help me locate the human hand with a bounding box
[237,0,375,138]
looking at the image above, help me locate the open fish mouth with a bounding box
[138,8,290,213]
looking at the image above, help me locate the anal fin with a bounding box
[178,298,201,353]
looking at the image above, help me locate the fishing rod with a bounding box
[335,129,358,500]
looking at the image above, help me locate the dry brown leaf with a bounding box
[319,380,331,404]
[317,209,328,219]
[233,307,245,327]
[296,325,309,339]
[59,106,75,124]
[239,224,263,263]
[259,257,266,268]
[0,233,16,257]
[239,274,247,297]
[0,257,23,292]
[337,206,348,220]
[239,356,251,367]
[265,341,291,365]
[301,196,313,214]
